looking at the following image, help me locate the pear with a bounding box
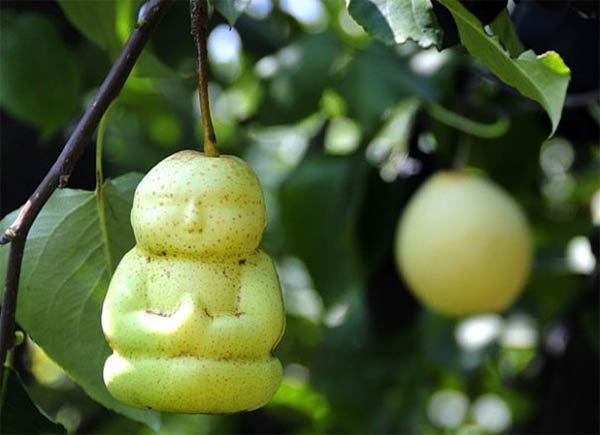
[102,150,285,413]
[395,171,532,316]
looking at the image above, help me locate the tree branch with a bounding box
[0,0,174,381]
[0,0,173,245]
[0,237,25,382]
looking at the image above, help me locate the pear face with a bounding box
[395,171,532,316]
[101,150,285,413]
[131,150,267,257]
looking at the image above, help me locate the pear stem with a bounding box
[191,0,219,157]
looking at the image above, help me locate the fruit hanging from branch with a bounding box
[101,150,285,413]
[395,171,532,316]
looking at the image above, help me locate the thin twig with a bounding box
[190,0,219,157]
[0,237,25,384]
[96,104,115,275]
[0,0,174,382]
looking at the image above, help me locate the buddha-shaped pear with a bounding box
[102,150,285,413]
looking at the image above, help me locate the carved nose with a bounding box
[183,202,202,231]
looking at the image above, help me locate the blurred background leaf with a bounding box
[211,0,251,26]
[0,367,65,434]
[0,13,82,139]
[57,0,122,54]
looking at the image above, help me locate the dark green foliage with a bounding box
[0,368,65,434]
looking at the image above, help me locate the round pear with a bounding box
[395,171,532,316]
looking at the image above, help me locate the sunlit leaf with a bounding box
[436,0,570,135]
[347,0,442,47]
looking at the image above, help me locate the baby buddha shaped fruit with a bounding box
[395,171,532,316]
[101,150,285,413]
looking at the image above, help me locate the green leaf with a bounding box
[0,174,160,430]
[268,379,332,432]
[258,32,340,125]
[436,0,570,135]
[338,43,438,131]
[0,368,65,434]
[347,0,442,48]
[468,115,546,192]
[489,9,525,58]
[57,0,121,54]
[0,13,82,138]
[210,0,251,26]
[421,312,463,372]
[310,294,376,433]
[279,152,366,306]
[58,0,175,78]
[134,51,178,78]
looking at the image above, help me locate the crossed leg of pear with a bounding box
[102,248,285,413]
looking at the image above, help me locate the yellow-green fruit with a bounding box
[101,150,285,413]
[395,171,532,316]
